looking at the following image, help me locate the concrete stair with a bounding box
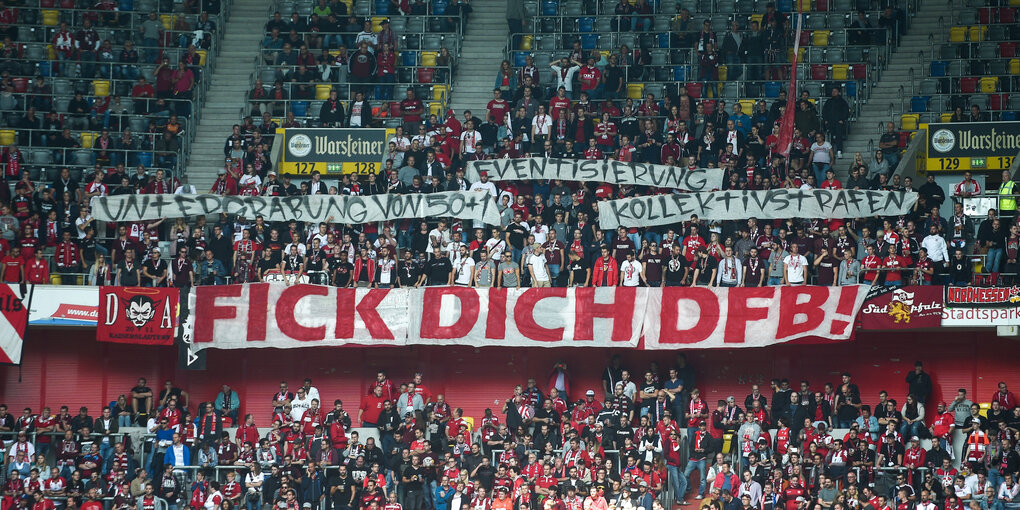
[840,0,942,177]
[448,0,509,117]
[187,0,269,192]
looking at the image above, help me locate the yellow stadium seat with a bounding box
[42,9,59,25]
[315,84,333,100]
[750,14,764,26]
[328,49,341,57]
[79,131,96,148]
[462,416,475,432]
[980,76,998,93]
[901,114,919,130]
[788,47,806,62]
[371,16,386,32]
[797,0,811,11]
[46,44,56,60]
[718,65,727,81]
[92,80,110,97]
[421,51,438,66]
[813,30,830,46]
[738,99,755,115]
[49,274,61,285]
[432,84,448,101]
[627,83,644,99]
[599,50,610,59]
[941,113,954,122]
[722,433,734,453]
[520,35,533,50]
[1012,59,1020,74]
[1012,0,1020,6]
[196,50,206,66]
[429,101,443,116]
[832,64,849,80]
[159,14,175,30]
[0,130,14,146]
[339,0,353,10]
[970,25,987,42]
[979,402,991,417]
[949,26,967,42]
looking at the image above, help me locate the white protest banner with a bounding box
[91,192,503,224]
[465,158,724,191]
[187,284,869,350]
[189,283,412,350]
[642,285,867,349]
[598,189,919,229]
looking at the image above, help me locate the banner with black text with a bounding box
[91,192,503,224]
[597,189,919,229]
[465,158,724,191]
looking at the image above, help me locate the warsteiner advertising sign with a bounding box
[926,121,1020,171]
[279,128,387,175]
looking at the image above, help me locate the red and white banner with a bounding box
[642,286,866,348]
[98,287,179,345]
[0,284,29,364]
[189,284,413,348]
[859,286,944,330]
[187,284,867,350]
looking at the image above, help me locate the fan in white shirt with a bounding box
[620,253,642,287]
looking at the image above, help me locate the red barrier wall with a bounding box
[0,329,1013,424]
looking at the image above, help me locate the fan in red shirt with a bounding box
[221,472,243,506]
[882,244,912,285]
[583,141,603,160]
[577,58,602,95]
[360,386,388,426]
[549,89,572,121]
[486,90,510,126]
[399,89,424,126]
[682,227,706,262]
[861,245,882,284]
[782,477,806,510]
[820,169,842,189]
[299,400,323,437]
[26,251,49,284]
[1,246,24,283]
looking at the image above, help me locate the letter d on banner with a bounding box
[104,292,119,326]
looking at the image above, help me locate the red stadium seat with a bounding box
[11,78,27,93]
[40,0,55,6]
[799,30,811,47]
[980,7,994,24]
[685,82,702,98]
[416,68,434,84]
[811,64,828,80]
[852,64,867,79]
[960,77,979,93]
[991,93,1010,110]
[388,101,402,117]
[702,100,717,115]
[1000,42,1017,58]
[815,0,828,11]
[1000,7,1016,23]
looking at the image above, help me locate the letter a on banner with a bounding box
[0,284,30,365]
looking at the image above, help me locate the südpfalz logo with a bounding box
[945,286,1020,307]
[287,134,313,158]
[860,285,943,330]
[97,287,179,345]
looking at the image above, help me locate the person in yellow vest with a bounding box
[999,170,1017,218]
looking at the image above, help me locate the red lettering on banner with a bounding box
[775,286,828,339]
[335,289,355,339]
[359,290,394,339]
[515,288,567,341]
[659,287,719,343]
[724,287,774,343]
[829,286,860,335]
[276,285,328,341]
[247,283,269,342]
[573,287,636,341]
[336,289,394,339]
[193,285,242,343]
[420,287,479,338]
[486,288,508,339]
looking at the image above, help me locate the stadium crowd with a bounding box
[3,359,1020,510]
